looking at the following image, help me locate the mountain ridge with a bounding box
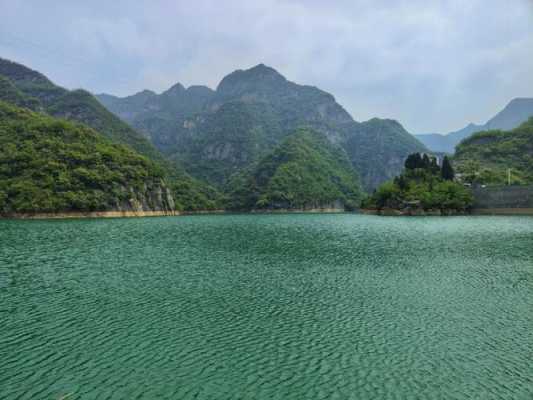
[98,63,427,191]
[416,98,533,153]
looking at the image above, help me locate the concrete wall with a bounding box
[472,186,533,209]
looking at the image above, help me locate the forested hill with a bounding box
[0,57,225,211]
[226,129,364,211]
[0,57,162,163]
[0,101,175,214]
[97,63,427,191]
[454,118,533,185]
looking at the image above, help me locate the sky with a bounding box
[0,0,532,133]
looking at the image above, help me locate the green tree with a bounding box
[405,153,423,170]
[441,156,455,181]
[422,153,431,169]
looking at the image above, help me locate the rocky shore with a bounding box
[1,210,179,219]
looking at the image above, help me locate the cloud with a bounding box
[0,0,532,132]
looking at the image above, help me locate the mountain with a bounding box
[454,118,533,185]
[416,98,533,153]
[226,129,363,210]
[0,57,224,211]
[99,64,427,191]
[0,101,174,214]
[0,57,166,163]
[342,118,427,191]
[97,84,215,153]
[484,98,533,131]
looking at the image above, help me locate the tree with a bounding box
[430,157,440,174]
[405,153,423,170]
[394,175,408,190]
[422,153,431,170]
[441,156,455,181]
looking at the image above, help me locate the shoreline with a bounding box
[361,208,533,216]
[470,208,533,216]
[3,207,533,220]
[0,210,180,220]
[0,207,347,220]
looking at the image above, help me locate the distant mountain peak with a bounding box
[216,64,287,94]
[162,82,186,96]
[508,97,533,105]
[247,63,283,76]
[186,85,215,95]
[138,89,157,96]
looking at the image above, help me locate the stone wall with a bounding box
[472,186,533,209]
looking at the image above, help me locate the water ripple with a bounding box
[0,215,532,399]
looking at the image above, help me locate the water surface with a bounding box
[1,214,532,399]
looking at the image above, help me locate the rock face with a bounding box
[117,181,175,212]
[342,119,427,191]
[97,64,427,191]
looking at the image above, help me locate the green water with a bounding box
[1,214,532,399]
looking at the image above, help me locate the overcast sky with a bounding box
[1,0,532,133]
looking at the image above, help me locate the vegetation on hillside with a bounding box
[0,101,174,213]
[226,129,363,210]
[97,84,215,155]
[363,153,473,213]
[454,118,533,185]
[0,76,41,111]
[342,118,428,191]
[0,58,162,162]
[0,58,224,212]
[177,101,284,185]
[97,63,427,191]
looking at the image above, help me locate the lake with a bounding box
[1,214,532,399]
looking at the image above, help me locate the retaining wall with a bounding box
[472,185,533,209]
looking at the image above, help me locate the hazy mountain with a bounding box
[484,98,533,130]
[454,117,533,185]
[416,98,533,153]
[99,64,427,191]
[97,84,215,152]
[226,129,363,210]
[342,118,427,191]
